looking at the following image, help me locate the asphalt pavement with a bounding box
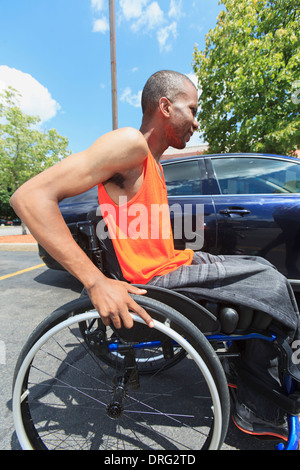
[0,248,279,451]
[0,249,82,450]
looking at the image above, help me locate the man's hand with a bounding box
[87,277,154,330]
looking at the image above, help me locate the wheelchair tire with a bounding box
[13,296,230,450]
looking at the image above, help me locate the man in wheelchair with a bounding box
[11,70,300,444]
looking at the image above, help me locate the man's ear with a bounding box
[159,97,172,118]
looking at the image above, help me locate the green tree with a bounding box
[192,0,300,155]
[0,87,71,218]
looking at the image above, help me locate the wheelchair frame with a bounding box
[12,221,300,450]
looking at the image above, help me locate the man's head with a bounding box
[141,70,197,116]
[141,70,199,149]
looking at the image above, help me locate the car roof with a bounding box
[161,152,300,164]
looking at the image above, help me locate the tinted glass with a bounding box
[162,160,202,196]
[211,157,300,195]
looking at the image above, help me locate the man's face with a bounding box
[166,81,199,149]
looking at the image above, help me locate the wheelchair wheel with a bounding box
[13,296,230,450]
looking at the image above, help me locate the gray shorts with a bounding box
[149,252,299,340]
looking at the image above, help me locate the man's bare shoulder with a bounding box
[88,127,148,171]
[117,127,147,147]
[91,127,147,156]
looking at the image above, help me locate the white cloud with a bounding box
[93,16,109,33]
[186,72,202,101]
[119,0,149,21]
[119,1,181,52]
[91,0,109,34]
[0,66,60,123]
[131,2,164,32]
[91,0,105,11]
[90,1,185,52]
[157,21,177,52]
[121,87,142,108]
[144,2,164,30]
[168,0,184,19]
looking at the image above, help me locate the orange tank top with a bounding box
[98,150,194,284]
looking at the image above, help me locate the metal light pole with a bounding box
[109,0,118,130]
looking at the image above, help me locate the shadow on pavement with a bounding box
[34,269,83,294]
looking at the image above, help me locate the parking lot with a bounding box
[0,248,278,451]
[0,249,82,450]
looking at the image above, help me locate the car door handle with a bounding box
[219,208,251,217]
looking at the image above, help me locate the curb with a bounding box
[0,243,38,252]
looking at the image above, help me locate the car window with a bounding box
[162,160,202,196]
[211,157,300,195]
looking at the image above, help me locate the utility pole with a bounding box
[109,0,118,130]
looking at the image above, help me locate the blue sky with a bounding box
[0,0,223,154]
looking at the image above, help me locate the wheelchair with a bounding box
[12,221,300,450]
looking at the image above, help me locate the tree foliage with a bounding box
[0,87,71,217]
[192,0,300,155]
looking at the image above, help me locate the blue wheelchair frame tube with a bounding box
[207,332,300,451]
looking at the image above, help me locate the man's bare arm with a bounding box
[10,128,154,329]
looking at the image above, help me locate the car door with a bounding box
[205,155,300,283]
[162,157,217,253]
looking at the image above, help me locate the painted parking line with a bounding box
[0,263,45,281]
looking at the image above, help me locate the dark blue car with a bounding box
[39,153,300,293]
